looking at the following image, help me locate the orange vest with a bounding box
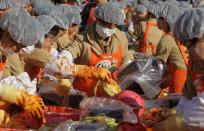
[87,6,95,25]
[188,61,204,95]
[138,21,157,55]
[73,46,122,96]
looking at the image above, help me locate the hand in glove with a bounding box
[73,65,113,83]
[0,85,46,124]
[23,95,46,124]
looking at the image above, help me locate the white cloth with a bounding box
[0,72,37,94]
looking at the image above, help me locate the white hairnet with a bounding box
[32,3,60,15]
[0,0,20,10]
[3,14,44,46]
[135,4,147,14]
[47,12,69,30]
[57,4,73,14]
[0,8,30,30]
[65,13,82,25]
[179,1,192,11]
[94,3,124,25]
[158,3,184,30]
[173,8,204,42]
[70,5,82,13]
[37,15,56,34]
[19,0,31,8]
[31,0,52,8]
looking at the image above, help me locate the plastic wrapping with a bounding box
[116,56,163,99]
[80,97,137,123]
[0,72,37,94]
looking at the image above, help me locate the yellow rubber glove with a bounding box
[0,85,46,124]
[73,65,113,83]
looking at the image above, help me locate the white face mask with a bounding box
[95,23,116,38]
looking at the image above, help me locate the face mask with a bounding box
[0,46,15,56]
[95,23,116,38]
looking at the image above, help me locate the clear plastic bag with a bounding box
[116,55,163,99]
[80,97,137,123]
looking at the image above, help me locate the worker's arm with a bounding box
[154,36,172,64]
[44,51,113,84]
[23,48,51,68]
[65,35,83,60]
[2,53,24,79]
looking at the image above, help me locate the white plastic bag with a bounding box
[117,55,163,99]
[0,72,37,94]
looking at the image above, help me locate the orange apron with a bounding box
[87,6,95,25]
[188,61,204,95]
[138,21,157,55]
[73,46,122,96]
[0,63,4,71]
[168,36,188,93]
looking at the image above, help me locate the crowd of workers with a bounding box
[0,0,203,130]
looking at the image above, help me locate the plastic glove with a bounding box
[72,65,113,83]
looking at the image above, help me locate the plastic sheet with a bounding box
[80,97,137,123]
[116,55,163,99]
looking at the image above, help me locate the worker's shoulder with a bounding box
[75,32,87,43]
[160,34,176,44]
[115,28,127,40]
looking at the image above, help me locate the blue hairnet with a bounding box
[0,0,20,10]
[37,15,56,34]
[173,8,204,42]
[65,13,82,25]
[3,14,44,46]
[94,3,124,25]
[47,12,69,30]
[0,8,30,30]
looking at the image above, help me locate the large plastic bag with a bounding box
[0,72,37,94]
[80,97,137,123]
[116,55,163,99]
